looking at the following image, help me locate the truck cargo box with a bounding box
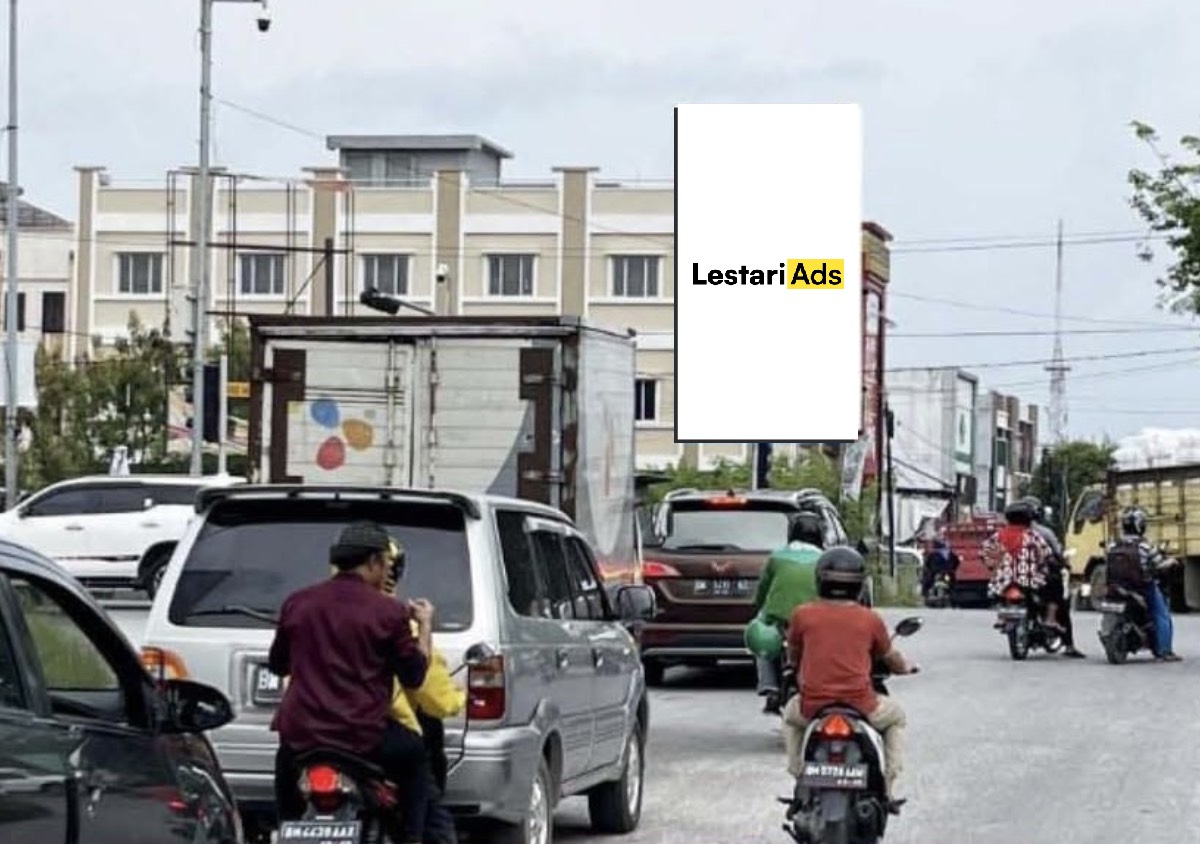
[245,315,639,579]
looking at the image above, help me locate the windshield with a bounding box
[662,507,792,552]
[167,498,473,631]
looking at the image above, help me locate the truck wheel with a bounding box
[588,720,645,833]
[1087,566,1106,611]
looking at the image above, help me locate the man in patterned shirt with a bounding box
[982,500,1058,630]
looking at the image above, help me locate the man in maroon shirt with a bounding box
[781,547,916,811]
[269,521,432,843]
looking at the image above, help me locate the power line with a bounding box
[887,290,1187,329]
[890,327,1197,338]
[888,344,1200,372]
[891,232,1166,254]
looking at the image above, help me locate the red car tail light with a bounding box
[642,560,680,578]
[467,654,506,720]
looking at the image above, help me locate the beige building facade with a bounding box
[70,135,893,471]
[0,185,74,356]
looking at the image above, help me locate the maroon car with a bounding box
[638,488,856,685]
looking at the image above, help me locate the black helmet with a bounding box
[789,512,825,548]
[1004,499,1037,526]
[1020,496,1044,522]
[816,546,867,600]
[1120,506,1148,538]
[330,521,396,571]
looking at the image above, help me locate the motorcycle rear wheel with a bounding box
[1101,633,1129,665]
[1007,624,1030,660]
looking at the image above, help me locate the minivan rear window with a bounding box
[167,498,473,631]
[662,500,799,553]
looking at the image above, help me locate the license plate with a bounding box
[798,761,868,790]
[251,664,284,706]
[277,820,361,843]
[996,607,1024,620]
[695,578,754,597]
[1098,601,1126,613]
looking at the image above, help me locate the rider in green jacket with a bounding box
[752,512,825,713]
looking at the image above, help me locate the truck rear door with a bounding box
[257,339,415,485]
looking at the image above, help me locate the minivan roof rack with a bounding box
[196,485,482,519]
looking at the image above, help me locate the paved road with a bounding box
[107,605,1200,844]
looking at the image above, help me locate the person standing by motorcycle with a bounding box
[269,521,433,844]
[781,547,917,811]
[1109,506,1181,662]
[1021,495,1085,658]
[982,500,1057,630]
[920,537,960,603]
[751,512,825,714]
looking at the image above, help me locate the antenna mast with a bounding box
[1046,219,1069,444]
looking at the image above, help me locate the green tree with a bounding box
[1127,121,1200,312]
[21,347,97,489]
[1028,439,1117,533]
[210,318,251,382]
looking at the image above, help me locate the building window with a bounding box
[239,253,286,296]
[41,291,65,334]
[611,255,660,298]
[361,254,410,296]
[487,254,535,297]
[635,378,659,423]
[117,253,164,295]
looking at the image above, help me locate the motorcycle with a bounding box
[223,606,492,844]
[780,616,922,844]
[993,582,1063,660]
[924,572,952,609]
[1096,551,1179,665]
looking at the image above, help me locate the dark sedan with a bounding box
[0,538,242,844]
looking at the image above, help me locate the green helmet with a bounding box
[744,616,783,659]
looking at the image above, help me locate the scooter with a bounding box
[924,572,952,609]
[994,581,1063,660]
[223,606,492,844]
[1096,552,1179,665]
[781,616,922,844]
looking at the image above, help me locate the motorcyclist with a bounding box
[982,499,1057,631]
[269,521,432,844]
[781,546,917,812]
[752,511,824,714]
[1021,495,1085,658]
[1108,505,1181,662]
[920,537,960,602]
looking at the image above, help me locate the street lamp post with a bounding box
[189,0,269,476]
[4,0,18,505]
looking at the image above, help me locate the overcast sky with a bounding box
[17,0,1200,443]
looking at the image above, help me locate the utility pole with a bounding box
[189,0,214,476]
[885,404,897,579]
[216,352,228,474]
[4,0,18,505]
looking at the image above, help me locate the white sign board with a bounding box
[0,340,38,409]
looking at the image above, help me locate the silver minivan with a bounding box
[139,484,656,844]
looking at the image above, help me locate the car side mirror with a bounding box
[614,584,657,620]
[894,616,923,637]
[161,679,234,733]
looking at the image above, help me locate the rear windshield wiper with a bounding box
[184,605,278,625]
[664,543,744,552]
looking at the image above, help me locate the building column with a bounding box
[553,166,597,317]
[304,166,344,316]
[71,166,104,361]
[433,170,463,316]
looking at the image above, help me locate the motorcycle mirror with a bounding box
[894,617,923,637]
[463,642,496,667]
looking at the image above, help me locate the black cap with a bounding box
[330,521,393,570]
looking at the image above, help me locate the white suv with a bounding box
[0,474,244,591]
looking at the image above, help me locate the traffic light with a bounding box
[755,442,773,490]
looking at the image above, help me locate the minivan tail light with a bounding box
[642,560,680,578]
[141,646,190,681]
[705,496,747,507]
[467,655,506,720]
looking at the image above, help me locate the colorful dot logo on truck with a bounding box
[308,398,376,471]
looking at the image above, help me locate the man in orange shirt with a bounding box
[781,547,917,810]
